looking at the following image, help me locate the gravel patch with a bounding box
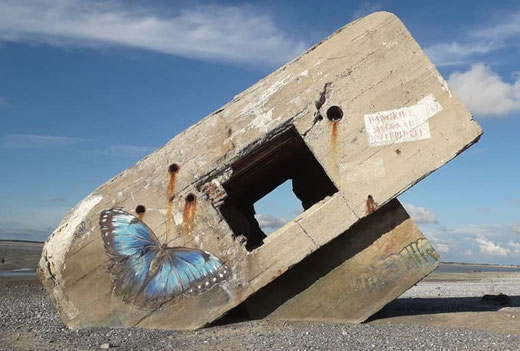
[1,277,520,350]
[402,273,520,299]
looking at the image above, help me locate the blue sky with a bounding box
[0,0,519,264]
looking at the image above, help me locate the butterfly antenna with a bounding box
[158,228,177,246]
[164,235,180,247]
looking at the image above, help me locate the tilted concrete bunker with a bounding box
[38,12,482,330]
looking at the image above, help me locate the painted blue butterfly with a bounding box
[99,208,229,308]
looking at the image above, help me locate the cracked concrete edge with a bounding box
[38,193,103,321]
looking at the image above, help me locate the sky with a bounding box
[0,0,519,265]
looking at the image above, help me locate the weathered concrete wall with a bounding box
[38,11,481,330]
[243,199,438,323]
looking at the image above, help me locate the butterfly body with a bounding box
[99,208,229,308]
[148,249,166,276]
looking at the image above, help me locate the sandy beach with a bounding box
[1,242,520,350]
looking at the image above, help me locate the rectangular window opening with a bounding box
[254,179,302,235]
[220,127,338,251]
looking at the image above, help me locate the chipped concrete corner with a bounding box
[39,11,481,330]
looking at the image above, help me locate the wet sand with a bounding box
[0,241,42,274]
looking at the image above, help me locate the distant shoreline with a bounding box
[440,261,520,268]
[0,239,44,244]
[1,240,518,267]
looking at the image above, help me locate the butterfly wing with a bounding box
[99,209,161,304]
[100,208,161,256]
[100,209,229,308]
[137,247,229,307]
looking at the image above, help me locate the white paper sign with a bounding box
[364,94,443,147]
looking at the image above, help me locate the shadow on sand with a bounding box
[368,295,520,322]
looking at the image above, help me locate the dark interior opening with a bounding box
[220,126,338,251]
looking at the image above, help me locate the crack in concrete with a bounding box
[295,220,319,249]
[315,82,331,112]
[43,252,57,285]
[302,83,332,137]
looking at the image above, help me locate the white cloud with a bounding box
[99,145,155,158]
[425,41,497,66]
[0,0,306,66]
[416,223,520,264]
[425,11,520,66]
[513,223,520,234]
[507,241,520,254]
[434,243,450,254]
[351,2,383,21]
[449,224,520,245]
[472,11,520,40]
[403,203,438,224]
[463,249,474,256]
[1,133,85,148]
[430,239,450,253]
[476,236,511,257]
[448,63,520,117]
[255,213,287,230]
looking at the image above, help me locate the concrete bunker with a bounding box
[220,126,338,250]
[37,12,482,330]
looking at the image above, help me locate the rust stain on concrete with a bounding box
[330,120,340,178]
[166,164,179,232]
[366,195,378,215]
[330,120,339,151]
[181,193,197,234]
